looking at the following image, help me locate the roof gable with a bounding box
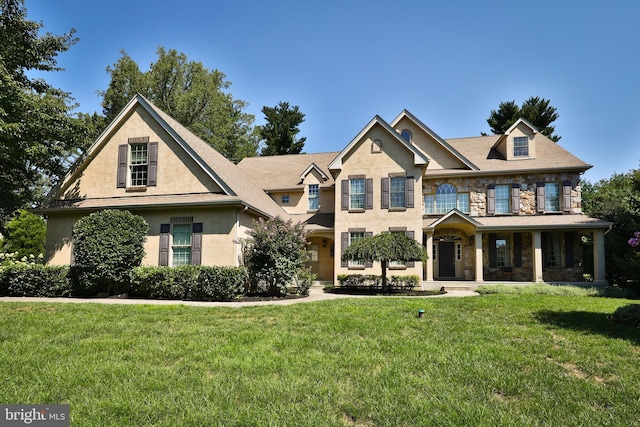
[46,94,286,219]
[300,162,328,182]
[328,115,429,170]
[390,110,478,170]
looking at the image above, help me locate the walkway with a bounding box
[0,286,478,308]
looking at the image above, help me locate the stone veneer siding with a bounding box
[423,172,583,216]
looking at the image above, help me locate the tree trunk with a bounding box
[381,261,388,293]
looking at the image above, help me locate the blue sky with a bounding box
[27,0,640,182]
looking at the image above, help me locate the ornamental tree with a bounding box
[342,232,425,293]
[239,216,309,296]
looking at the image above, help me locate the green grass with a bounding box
[1,294,639,426]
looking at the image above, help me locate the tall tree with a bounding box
[259,101,306,156]
[487,96,560,142]
[100,48,258,163]
[0,0,91,226]
[582,167,640,287]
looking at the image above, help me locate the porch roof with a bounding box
[424,212,612,233]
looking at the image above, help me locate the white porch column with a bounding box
[532,231,543,283]
[425,231,434,282]
[593,229,607,286]
[475,231,483,283]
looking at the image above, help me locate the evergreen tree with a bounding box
[259,101,306,156]
[487,96,560,142]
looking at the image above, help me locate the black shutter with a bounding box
[563,180,572,213]
[192,223,203,265]
[159,223,170,266]
[406,230,415,268]
[381,178,389,209]
[341,232,348,267]
[148,142,158,187]
[117,144,128,188]
[513,233,522,268]
[489,233,497,268]
[511,183,520,213]
[487,184,495,216]
[536,182,546,213]
[564,232,574,268]
[364,231,373,268]
[406,176,414,208]
[341,180,349,210]
[365,178,373,210]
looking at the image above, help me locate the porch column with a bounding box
[593,229,607,286]
[474,231,483,283]
[425,231,434,282]
[532,231,543,283]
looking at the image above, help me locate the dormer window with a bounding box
[400,129,411,142]
[513,136,529,157]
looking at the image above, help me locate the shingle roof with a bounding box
[237,152,340,191]
[438,134,591,175]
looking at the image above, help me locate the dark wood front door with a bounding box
[438,241,455,278]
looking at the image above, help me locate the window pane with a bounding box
[390,177,406,208]
[496,234,511,267]
[495,185,510,214]
[130,144,148,165]
[173,247,191,266]
[349,232,365,267]
[514,137,528,156]
[545,233,562,267]
[424,195,435,214]
[130,143,148,186]
[350,179,365,210]
[172,224,192,266]
[308,184,319,210]
[457,193,469,213]
[436,184,456,214]
[545,183,560,211]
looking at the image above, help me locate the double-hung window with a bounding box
[348,232,365,267]
[495,184,510,214]
[350,178,365,210]
[514,137,529,157]
[172,224,192,266]
[390,176,406,208]
[545,183,560,212]
[117,137,157,189]
[495,234,511,267]
[130,143,148,186]
[308,184,319,210]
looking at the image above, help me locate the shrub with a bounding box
[337,274,419,291]
[1,210,46,260]
[72,209,148,296]
[0,265,72,297]
[239,216,309,297]
[129,266,189,299]
[129,265,247,301]
[292,267,316,296]
[611,304,640,328]
[191,266,247,301]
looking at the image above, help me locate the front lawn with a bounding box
[1,294,639,426]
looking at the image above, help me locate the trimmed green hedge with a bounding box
[337,274,420,291]
[129,266,248,301]
[0,265,72,297]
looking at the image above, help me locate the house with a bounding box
[39,95,611,286]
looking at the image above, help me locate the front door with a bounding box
[438,241,456,278]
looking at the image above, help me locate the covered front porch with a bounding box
[422,210,612,286]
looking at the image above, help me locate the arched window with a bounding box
[400,129,411,142]
[436,183,457,214]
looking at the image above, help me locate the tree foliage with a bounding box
[259,101,306,156]
[0,0,92,225]
[487,96,560,142]
[582,167,640,288]
[342,233,425,293]
[1,209,45,259]
[238,216,309,296]
[100,48,259,163]
[71,209,148,295]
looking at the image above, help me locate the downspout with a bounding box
[235,205,249,266]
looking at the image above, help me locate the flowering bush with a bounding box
[0,252,44,270]
[629,231,640,247]
[237,216,309,296]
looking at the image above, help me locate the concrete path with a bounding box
[0,287,478,308]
